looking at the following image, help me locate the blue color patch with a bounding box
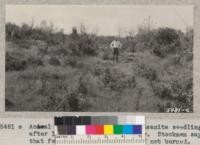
[122,125,133,134]
[133,125,142,134]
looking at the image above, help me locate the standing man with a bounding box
[110,38,122,62]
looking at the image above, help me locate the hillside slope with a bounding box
[5,39,193,112]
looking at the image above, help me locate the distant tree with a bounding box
[136,25,153,43]
[21,23,32,39]
[155,28,180,46]
[79,23,87,35]
[6,23,24,40]
[127,30,136,52]
[133,25,155,52]
[70,27,79,40]
[68,24,98,56]
[151,28,181,57]
[185,27,193,53]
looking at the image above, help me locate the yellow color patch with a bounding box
[104,125,113,134]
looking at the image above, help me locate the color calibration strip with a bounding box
[55,124,142,135]
[54,116,145,125]
[54,116,144,135]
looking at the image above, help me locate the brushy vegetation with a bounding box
[5,22,193,112]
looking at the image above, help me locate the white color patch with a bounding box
[76,125,86,135]
[136,116,145,124]
[126,116,136,124]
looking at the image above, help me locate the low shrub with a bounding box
[49,57,61,66]
[101,67,136,90]
[6,52,27,71]
[152,77,193,112]
[78,34,98,56]
[157,102,172,112]
[134,42,149,52]
[153,82,172,99]
[102,49,111,60]
[64,56,78,67]
[171,79,193,103]
[138,63,157,81]
[27,56,43,66]
[151,28,181,57]
[68,31,99,57]
[5,99,14,108]
[68,40,82,56]
[67,92,81,111]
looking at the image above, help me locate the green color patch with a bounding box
[113,125,123,134]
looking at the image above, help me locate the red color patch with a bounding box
[95,125,104,134]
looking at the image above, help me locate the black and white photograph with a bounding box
[5,5,193,112]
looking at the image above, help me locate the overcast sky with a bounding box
[6,5,193,36]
